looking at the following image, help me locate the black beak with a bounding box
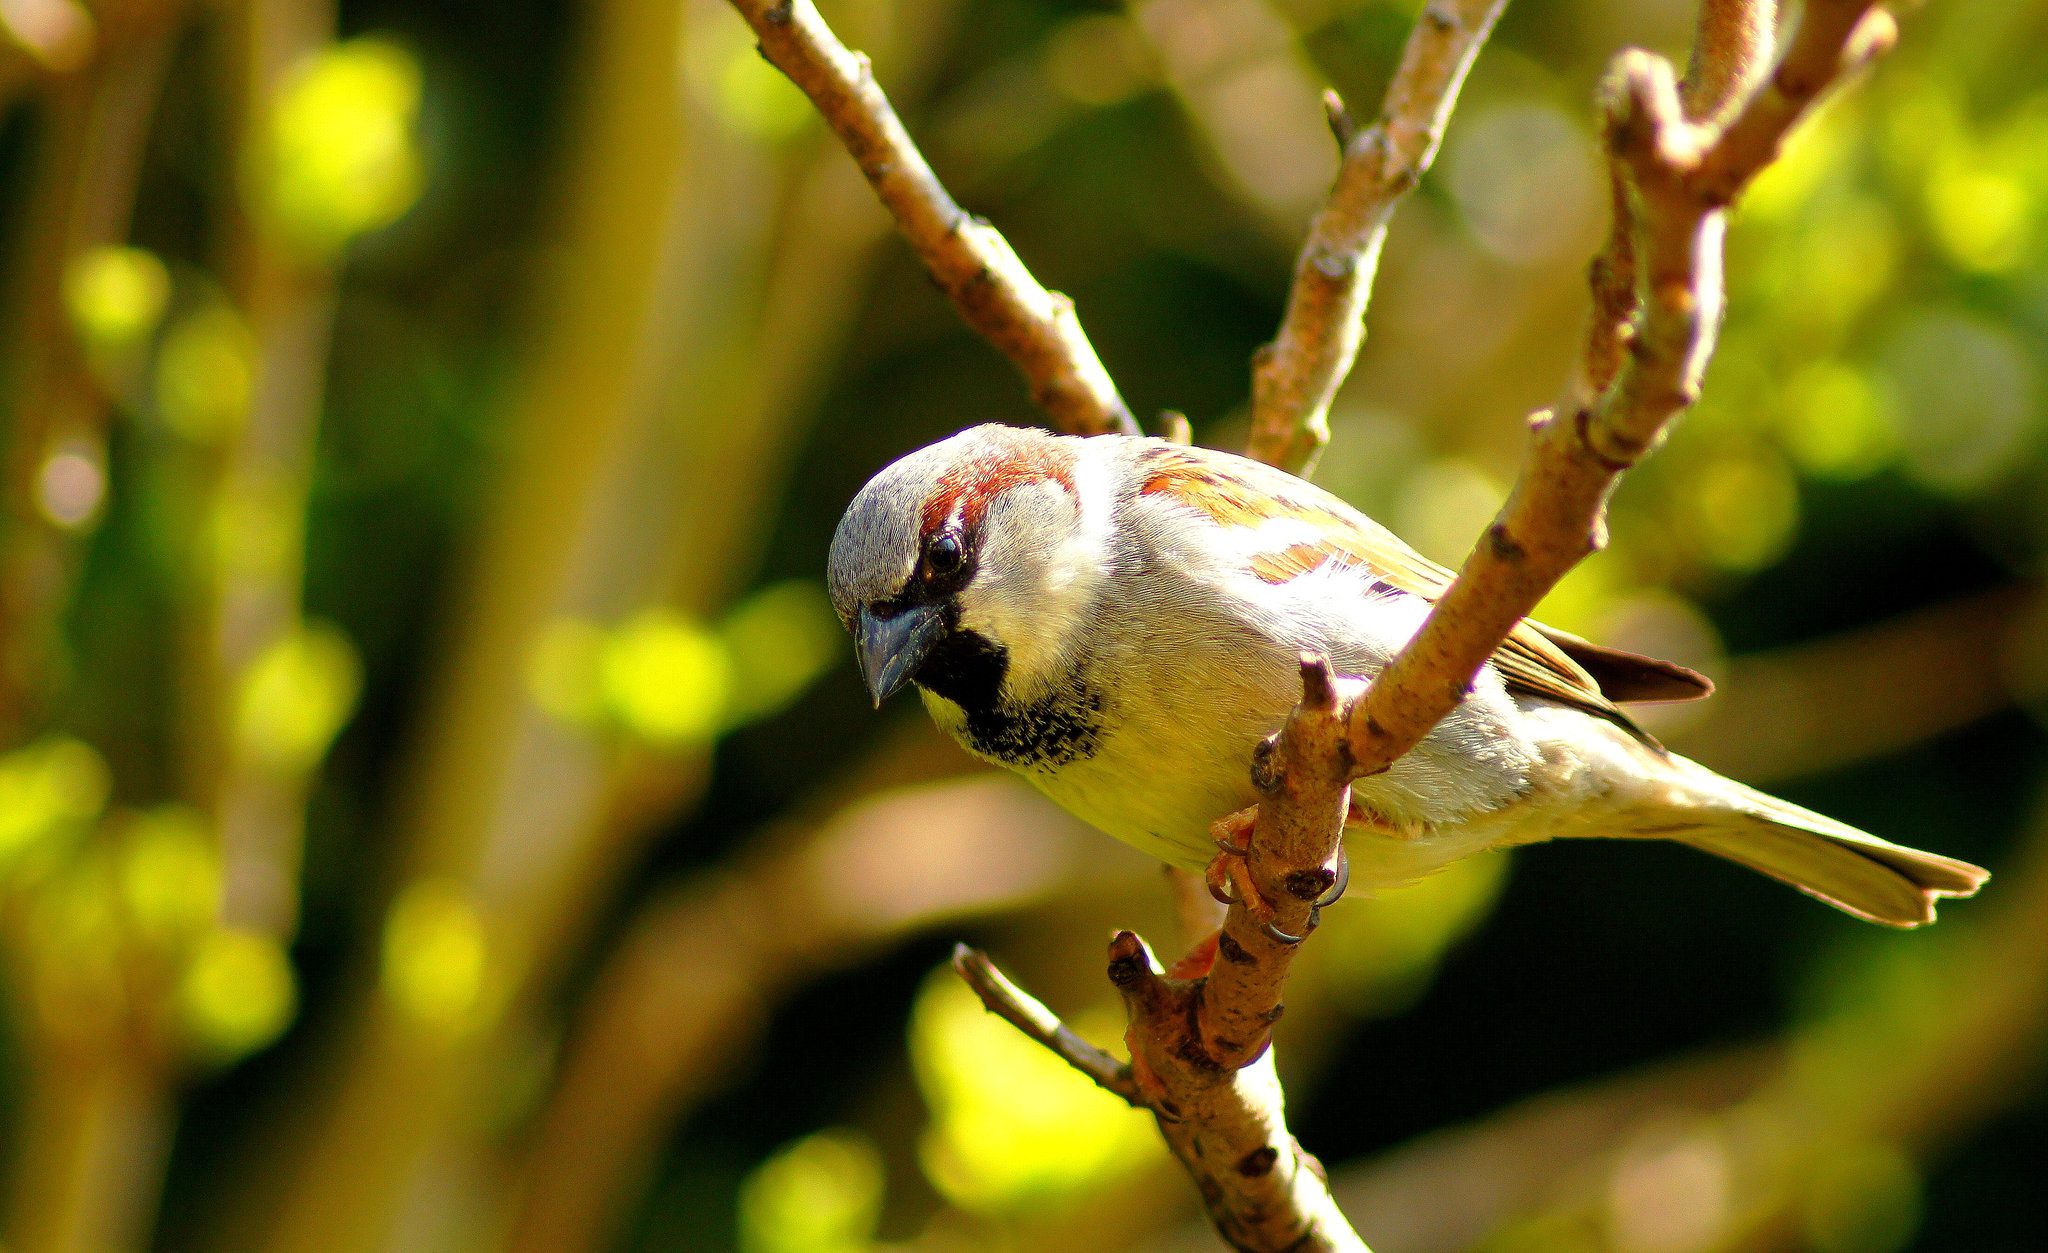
[856,603,945,707]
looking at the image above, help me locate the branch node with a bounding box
[1283,866,1337,903]
[1107,930,1164,992]
[1250,736,1282,793]
[1298,653,1337,713]
[1322,88,1359,152]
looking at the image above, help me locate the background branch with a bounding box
[728,0,1136,436]
[1243,0,1511,475]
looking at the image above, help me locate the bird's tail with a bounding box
[1635,754,1988,927]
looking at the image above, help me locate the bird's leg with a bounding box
[1205,804,1351,945]
[1204,805,1270,918]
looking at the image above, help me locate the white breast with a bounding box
[1007,482,1547,885]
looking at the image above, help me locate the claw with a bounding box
[1261,850,1350,945]
[1204,808,1348,945]
[1262,916,1313,945]
[1204,807,1267,917]
[1318,847,1350,909]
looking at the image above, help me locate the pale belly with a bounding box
[917,581,1551,891]
[1021,703,1538,892]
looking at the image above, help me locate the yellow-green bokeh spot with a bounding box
[263,37,425,258]
[381,877,488,1029]
[910,967,1158,1214]
[235,621,364,773]
[719,580,840,728]
[1777,360,1900,481]
[120,807,222,942]
[737,1129,884,1253]
[0,736,112,866]
[1393,458,1506,569]
[156,304,255,443]
[1742,92,1855,223]
[1532,540,1636,638]
[1680,450,1801,574]
[24,851,127,1030]
[1786,194,1899,333]
[601,608,730,747]
[64,245,170,356]
[718,44,813,142]
[181,927,298,1061]
[213,471,306,583]
[1924,124,2032,275]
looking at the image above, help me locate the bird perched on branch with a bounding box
[828,423,1986,934]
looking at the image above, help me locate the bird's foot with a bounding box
[1205,806,1351,945]
[1204,807,1268,917]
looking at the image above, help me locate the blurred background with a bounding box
[1,0,2044,1249]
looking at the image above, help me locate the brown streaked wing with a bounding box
[1135,443,1653,732]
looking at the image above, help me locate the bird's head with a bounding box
[827,424,1110,711]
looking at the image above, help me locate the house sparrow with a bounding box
[827,424,1987,930]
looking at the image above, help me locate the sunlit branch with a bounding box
[1244,0,1510,476]
[962,658,1375,1253]
[952,946,1141,1102]
[727,0,1137,436]
[1338,0,1890,781]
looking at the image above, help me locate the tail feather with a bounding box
[1657,756,1989,928]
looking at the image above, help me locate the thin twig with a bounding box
[728,0,1136,436]
[952,946,1142,1103]
[1340,0,1884,779]
[1244,0,1511,476]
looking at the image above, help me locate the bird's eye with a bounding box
[926,533,963,576]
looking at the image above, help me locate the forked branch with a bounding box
[727,0,1137,436]
[1341,0,1891,780]
[960,657,1369,1252]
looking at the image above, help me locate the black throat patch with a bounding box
[915,627,1103,771]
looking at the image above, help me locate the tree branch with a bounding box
[962,658,1372,1253]
[952,946,1143,1103]
[1244,0,1510,476]
[727,0,1137,436]
[1340,0,1886,779]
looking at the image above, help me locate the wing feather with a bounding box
[1134,443,1702,736]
